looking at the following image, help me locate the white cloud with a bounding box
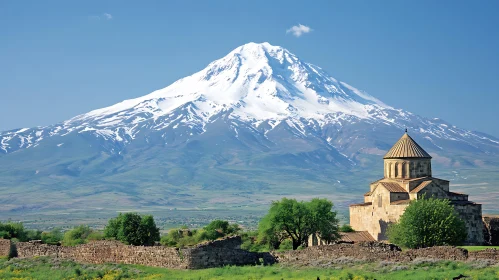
[89,13,113,21]
[103,13,113,20]
[286,24,312,37]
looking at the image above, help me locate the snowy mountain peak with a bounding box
[77,42,390,125]
[2,42,498,158]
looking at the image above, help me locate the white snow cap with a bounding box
[76,42,391,123]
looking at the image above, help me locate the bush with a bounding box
[0,222,27,241]
[388,197,467,248]
[160,221,241,248]
[278,239,293,251]
[240,230,268,252]
[339,224,355,232]
[62,225,95,246]
[41,228,63,245]
[203,220,240,241]
[104,213,160,246]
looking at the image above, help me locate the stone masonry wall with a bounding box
[274,242,470,266]
[0,239,11,257]
[483,215,499,246]
[15,240,187,269]
[14,236,262,269]
[11,237,499,269]
[454,203,484,245]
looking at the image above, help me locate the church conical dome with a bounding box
[383,133,431,159]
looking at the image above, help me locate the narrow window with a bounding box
[378,194,382,207]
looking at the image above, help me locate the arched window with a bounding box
[401,162,406,178]
[394,163,398,178]
[378,194,382,207]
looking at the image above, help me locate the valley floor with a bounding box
[1,256,498,280]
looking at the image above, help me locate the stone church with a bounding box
[349,132,484,245]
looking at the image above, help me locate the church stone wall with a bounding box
[453,204,484,245]
[384,159,431,180]
[417,183,448,199]
[483,215,499,246]
[350,191,407,241]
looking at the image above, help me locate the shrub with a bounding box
[62,225,94,246]
[41,228,63,245]
[160,221,241,248]
[0,222,27,241]
[339,224,355,233]
[388,196,467,248]
[203,220,240,241]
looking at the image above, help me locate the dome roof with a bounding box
[383,133,432,159]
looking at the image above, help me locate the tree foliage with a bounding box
[388,197,467,248]
[104,213,160,246]
[201,220,240,241]
[62,225,103,246]
[41,228,63,245]
[258,198,340,250]
[0,222,46,242]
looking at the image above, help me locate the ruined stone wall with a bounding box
[15,240,186,268]
[276,242,469,266]
[14,236,261,269]
[469,249,499,261]
[0,239,11,257]
[483,215,499,246]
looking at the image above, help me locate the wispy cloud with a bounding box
[89,13,113,21]
[286,24,312,37]
[103,13,113,20]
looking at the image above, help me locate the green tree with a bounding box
[258,198,340,250]
[104,213,160,246]
[387,197,467,248]
[139,215,160,246]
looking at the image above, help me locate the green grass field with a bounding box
[461,246,499,251]
[1,256,498,280]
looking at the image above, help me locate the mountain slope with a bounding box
[1,42,498,225]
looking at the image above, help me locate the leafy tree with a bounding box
[307,198,341,244]
[104,213,160,246]
[388,197,467,248]
[139,215,161,246]
[258,198,340,250]
[257,214,287,250]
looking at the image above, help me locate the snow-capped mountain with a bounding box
[1,42,499,218]
[2,42,498,158]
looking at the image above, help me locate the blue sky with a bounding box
[1,0,498,137]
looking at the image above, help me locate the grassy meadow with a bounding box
[1,256,499,280]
